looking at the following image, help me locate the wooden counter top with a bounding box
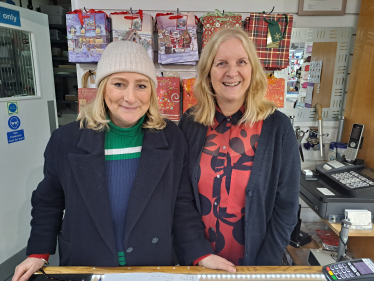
[38,266,323,275]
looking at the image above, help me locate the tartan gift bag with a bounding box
[265,75,285,108]
[182,78,197,113]
[244,13,293,70]
[202,9,242,49]
[156,77,181,121]
[111,10,154,61]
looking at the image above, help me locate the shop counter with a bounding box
[31,266,326,281]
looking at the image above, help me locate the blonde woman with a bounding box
[13,41,235,281]
[179,28,300,266]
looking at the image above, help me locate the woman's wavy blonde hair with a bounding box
[192,28,277,126]
[77,75,166,131]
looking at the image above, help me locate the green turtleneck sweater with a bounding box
[105,115,145,266]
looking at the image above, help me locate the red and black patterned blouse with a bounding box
[198,105,263,266]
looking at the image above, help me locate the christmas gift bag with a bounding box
[265,74,285,107]
[201,9,242,49]
[182,78,197,113]
[156,12,198,65]
[156,77,181,121]
[244,13,293,70]
[78,70,97,113]
[111,10,154,61]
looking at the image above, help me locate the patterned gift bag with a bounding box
[202,9,242,49]
[66,9,110,63]
[156,77,181,121]
[156,12,198,65]
[265,75,285,107]
[111,10,154,61]
[244,13,293,70]
[182,78,197,113]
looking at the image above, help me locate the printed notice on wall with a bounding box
[5,115,25,144]
[303,0,343,11]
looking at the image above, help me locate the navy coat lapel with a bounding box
[124,128,172,241]
[68,128,117,258]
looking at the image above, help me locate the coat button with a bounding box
[247,190,252,196]
[152,237,158,244]
[126,247,133,253]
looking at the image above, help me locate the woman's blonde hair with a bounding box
[77,75,166,131]
[192,28,277,126]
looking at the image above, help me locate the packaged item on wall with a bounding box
[78,70,97,113]
[328,142,337,161]
[156,77,180,121]
[156,12,198,65]
[201,9,242,49]
[111,10,154,61]
[336,142,348,161]
[66,9,110,63]
[244,13,293,70]
[265,75,284,107]
[182,78,197,113]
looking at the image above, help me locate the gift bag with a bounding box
[66,9,110,63]
[111,10,154,61]
[156,77,180,121]
[202,9,242,49]
[182,78,197,113]
[265,74,284,107]
[156,12,198,65]
[78,70,97,113]
[244,13,293,70]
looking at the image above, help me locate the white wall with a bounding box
[72,0,360,223]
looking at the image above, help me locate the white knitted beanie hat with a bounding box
[95,41,157,88]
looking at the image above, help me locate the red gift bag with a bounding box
[202,10,242,49]
[182,78,197,113]
[244,13,293,70]
[265,75,284,108]
[156,77,181,121]
[78,70,97,113]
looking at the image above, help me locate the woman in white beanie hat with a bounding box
[13,41,235,281]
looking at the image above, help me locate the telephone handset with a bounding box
[346,124,364,162]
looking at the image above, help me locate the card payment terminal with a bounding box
[323,258,374,280]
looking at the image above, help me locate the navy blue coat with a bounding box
[26,120,213,266]
[178,109,300,266]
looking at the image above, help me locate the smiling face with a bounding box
[210,38,252,110]
[104,72,152,128]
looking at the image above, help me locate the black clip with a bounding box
[130,7,133,14]
[177,8,180,14]
[83,7,87,12]
[269,6,275,14]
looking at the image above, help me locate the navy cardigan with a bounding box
[26,120,213,266]
[178,109,300,265]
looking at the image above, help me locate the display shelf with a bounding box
[49,24,66,30]
[51,39,67,44]
[56,100,77,104]
[52,57,69,61]
[324,220,374,237]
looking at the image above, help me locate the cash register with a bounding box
[299,160,374,223]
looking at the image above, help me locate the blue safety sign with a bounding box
[8,116,21,130]
[6,101,19,115]
[7,129,24,144]
[0,7,21,27]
